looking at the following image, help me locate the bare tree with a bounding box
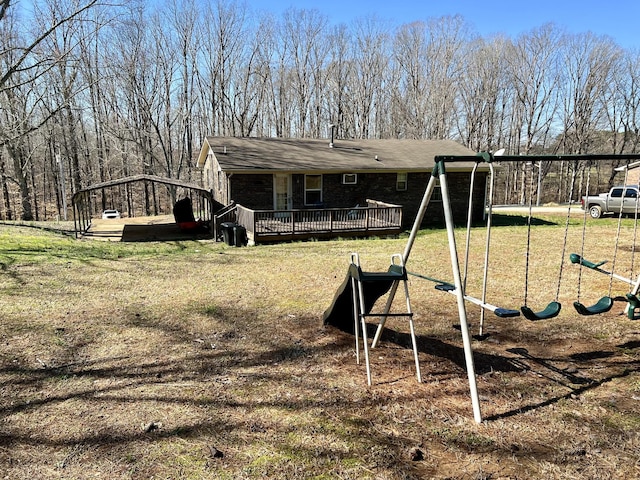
[424,16,470,139]
[166,0,201,179]
[351,15,390,139]
[229,24,270,137]
[557,33,622,195]
[280,8,328,138]
[75,5,118,211]
[0,0,100,220]
[506,24,562,155]
[504,24,563,203]
[3,0,640,219]
[393,21,430,139]
[615,51,640,154]
[1,0,98,92]
[324,24,354,139]
[41,0,88,195]
[0,6,49,220]
[197,0,249,137]
[456,35,511,152]
[559,32,622,154]
[261,13,294,137]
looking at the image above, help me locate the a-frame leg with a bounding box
[438,162,482,423]
[403,277,422,382]
[355,276,373,386]
[351,276,361,364]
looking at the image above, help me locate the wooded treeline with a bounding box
[1,0,640,221]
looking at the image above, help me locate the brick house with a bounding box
[196,137,488,236]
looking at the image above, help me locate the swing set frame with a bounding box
[396,152,640,423]
[346,151,640,423]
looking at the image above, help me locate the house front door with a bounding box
[273,174,292,210]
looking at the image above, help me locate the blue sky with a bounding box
[250,0,640,50]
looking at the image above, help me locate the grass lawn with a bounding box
[1,214,639,479]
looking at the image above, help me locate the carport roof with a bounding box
[72,174,208,200]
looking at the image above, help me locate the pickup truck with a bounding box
[581,185,640,218]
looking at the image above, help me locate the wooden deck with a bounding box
[83,215,212,242]
[233,200,403,244]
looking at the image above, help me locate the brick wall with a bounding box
[226,170,487,228]
[230,174,273,210]
[626,168,640,186]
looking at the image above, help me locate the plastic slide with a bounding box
[322,270,394,333]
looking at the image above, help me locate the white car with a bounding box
[102,209,121,219]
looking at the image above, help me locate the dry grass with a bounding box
[1,214,640,479]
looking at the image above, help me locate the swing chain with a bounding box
[577,160,592,302]
[523,162,536,306]
[610,162,631,297]
[555,160,579,301]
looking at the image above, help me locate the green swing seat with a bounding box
[569,254,615,315]
[521,301,562,321]
[573,296,613,316]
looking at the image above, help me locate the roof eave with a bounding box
[196,138,214,168]
[219,164,488,175]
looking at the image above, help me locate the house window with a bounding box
[305,174,323,205]
[396,172,408,191]
[343,173,357,185]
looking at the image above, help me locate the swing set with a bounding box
[323,151,640,423]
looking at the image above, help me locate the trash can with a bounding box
[220,222,236,246]
[220,222,246,246]
[233,224,247,247]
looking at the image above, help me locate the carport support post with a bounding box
[437,160,483,423]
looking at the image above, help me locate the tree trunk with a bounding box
[6,143,34,221]
[0,153,12,220]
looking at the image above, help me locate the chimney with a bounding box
[329,124,335,148]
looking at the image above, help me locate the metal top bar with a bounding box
[435,153,640,164]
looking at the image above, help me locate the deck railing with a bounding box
[235,199,402,243]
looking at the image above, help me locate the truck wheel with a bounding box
[589,205,602,219]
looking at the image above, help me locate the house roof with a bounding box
[196,136,481,173]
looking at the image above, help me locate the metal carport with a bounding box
[72,174,215,240]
